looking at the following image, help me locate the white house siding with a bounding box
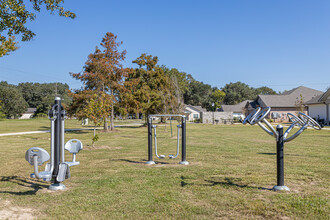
[185,107,201,121]
[308,104,327,120]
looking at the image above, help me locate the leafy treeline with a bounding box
[0,81,70,118]
[0,32,277,120]
[68,32,277,131]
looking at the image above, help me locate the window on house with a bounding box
[193,114,199,118]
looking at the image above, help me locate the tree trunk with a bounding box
[93,127,96,147]
[110,103,114,131]
[104,118,108,131]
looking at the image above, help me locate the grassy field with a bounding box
[0,119,329,219]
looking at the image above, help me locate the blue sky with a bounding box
[0,0,329,92]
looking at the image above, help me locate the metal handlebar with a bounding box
[242,107,322,142]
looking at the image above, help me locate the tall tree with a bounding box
[124,54,179,120]
[0,0,75,57]
[69,32,127,131]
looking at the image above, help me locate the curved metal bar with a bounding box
[250,107,271,125]
[255,118,278,138]
[33,155,42,179]
[257,121,274,137]
[287,113,305,127]
[153,125,165,159]
[283,122,297,140]
[298,112,322,130]
[169,125,181,159]
[284,123,308,143]
[242,107,261,125]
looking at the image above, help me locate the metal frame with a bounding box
[242,107,322,191]
[146,114,189,165]
[25,97,82,191]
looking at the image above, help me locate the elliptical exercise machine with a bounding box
[146,114,189,165]
[242,107,322,191]
[25,97,83,191]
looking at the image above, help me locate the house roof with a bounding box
[305,87,330,104]
[185,105,207,113]
[221,100,252,113]
[258,86,323,107]
[26,108,37,113]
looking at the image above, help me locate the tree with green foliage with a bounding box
[17,82,71,116]
[83,93,112,147]
[184,78,213,108]
[0,100,6,119]
[0,0,75,57]
[210,89,226,110]
[222,81,257,105]
[0,81,28,118]
[70,32,127,131]
[123,54,179,120]
[255,86,277,95]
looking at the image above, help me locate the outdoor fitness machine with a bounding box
[25,97,83,191]
[242,107,322,191]
[146,114,189,165]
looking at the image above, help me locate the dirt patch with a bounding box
[84,145,122,151]
[0,199,35,219]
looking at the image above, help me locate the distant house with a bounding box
[305,87,330,125]
[220,100,252,119]
[19,108,36,119]
[245,86,323,122]
[184,105,206,121]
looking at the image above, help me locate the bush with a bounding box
[194,118,202,123]
[34,113,48,119]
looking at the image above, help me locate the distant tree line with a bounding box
[0,81,70,118]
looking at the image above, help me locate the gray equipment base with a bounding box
[49,183,66,191]
[146,161,156,165]
[272,185,290,191]
[179,161,189,165]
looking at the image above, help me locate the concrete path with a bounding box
[0,123,144,137]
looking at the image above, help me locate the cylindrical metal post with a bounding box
[53,97,61,184]
[179,116,189,165]
[272,124,290,191]
[146,116,155,164]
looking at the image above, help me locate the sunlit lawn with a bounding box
[0,119,329,219]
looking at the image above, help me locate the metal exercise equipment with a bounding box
[146,114,189,165]
[242,107,322,191]
[25,97,83,191]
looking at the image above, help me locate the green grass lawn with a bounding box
[0,120,329,219]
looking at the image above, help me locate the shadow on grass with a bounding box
[114,159,170,164]
[257,152,276,155]
[0,176,48,195]
[180,176,272,190]
[114,159,170,165]
[257,152,302,156]
[65,130,89,134]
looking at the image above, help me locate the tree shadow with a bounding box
[257,152,302,156]
[0,176,49,195]
[65,129,89,134]
[180,176,272,190]
[114,125,145,129]
[257,152,276,155]
[113,158,170,165]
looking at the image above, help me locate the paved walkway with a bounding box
[0,123,144,137]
